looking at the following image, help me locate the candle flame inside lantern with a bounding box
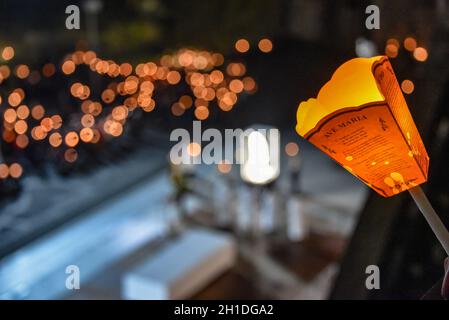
[296,56,429,197]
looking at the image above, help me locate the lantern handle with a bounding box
[409,186,449,256]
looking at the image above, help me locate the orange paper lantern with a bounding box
[296,56,449,255]
[296,56,428,197]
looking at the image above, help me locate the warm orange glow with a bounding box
[89,102,102,116]
[65,131,79,147]
[80,127,94,142]
[179,95,193,109]
[190,73,204,86]
[285,142,299,157]
[404,37,417,52]
[101,89,116,103]
[3,130,15,143]
[141,99,156,112]
[385,44,398,58]
[193,55,208,70]
[0,163,9,179]
[108,63,120,77]
[91,129,101,143]
[112,106,128,121]
[16,134,29,149]
[83,51,96,64]
[9,163,23,178]
[144,62,158,76]
[62,60,75,75]
[296,56,429,197]
[41,117,53,132]
[14,120,28,134]
[140,81,154,93]
[155,67,168,80]
[42,63,56,77]
[160,55,173,68]
[235,39,250,53]
[137,94,152,108]
[243,76,256,92]
[216,88,227,99]
[81,114,95,128]
[401,79,414,94]
[72,51,84,64]
[31,105,45,120]
[70,83,84,97]
[296,56,385,135]
[135,63,145,77]
[15,65,30,79]
[64,148,78,163]
[81,100,92,113]
[217,160,232,174]
[31,126,47,140]
[51,115,63,129]
[96,60,110,74]
[178,50,194,67]
[80,86,91,100]
[49,132,62,147]
[0,46,254,156]
[187,142,201,157]
[167,71,181,84]
[413,47,428,62]
[171,103,185,116]
[222,92,237,106]
[16,105,30,119]
[386,38,400,49]
[226,63,246,77]
[204,88,215,101]
[2,46,14,61]
[3,121,14,131]
[194,106,209,120]
[14,88,25,100]
[210,53,223,66]
[120,63,133,77]
[258,38,273,53]
[195,98,208,108]
[0,65,10,80]
[8,92,22,107]
[108,121,123,137]
[4,108,17,123]
[229,79,244,93]
[124,76,139,94]
[209,70,224,84]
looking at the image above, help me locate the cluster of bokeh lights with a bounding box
[384,36,429,96]
[0,39,271,179]
[0,36,427,180]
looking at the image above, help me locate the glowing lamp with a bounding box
[295,56,449,254]
[239,126,280,186]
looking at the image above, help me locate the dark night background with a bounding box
[0,0,448,300]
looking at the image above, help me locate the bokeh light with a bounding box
[401,79,415,94]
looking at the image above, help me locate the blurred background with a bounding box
[0,0,448,300]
